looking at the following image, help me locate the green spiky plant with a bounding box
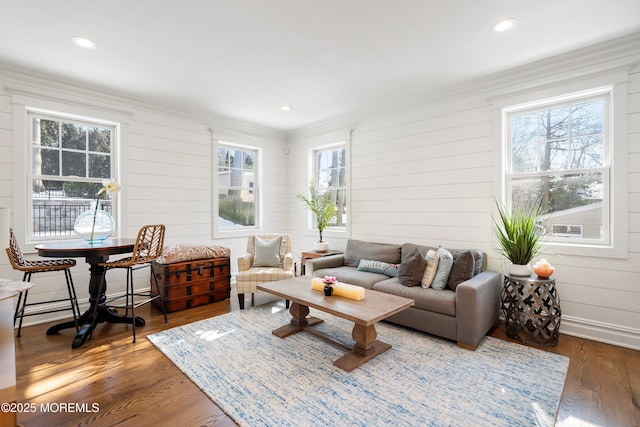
[494,199,544,265]
[297,179,336,243]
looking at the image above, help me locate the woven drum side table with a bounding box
[501,274,561,347]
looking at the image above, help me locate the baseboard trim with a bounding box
[559,315,640,351]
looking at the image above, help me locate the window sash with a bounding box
[216,143,259,231]
[313,145,347,230]
[27,111,117,241]
[504,91,611,246]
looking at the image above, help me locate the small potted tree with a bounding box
[494,199,544,276]
[297,179,336,252]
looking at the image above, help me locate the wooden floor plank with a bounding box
[12,291,640,426]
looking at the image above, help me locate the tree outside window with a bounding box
[217,144,258,229]
[507,94,609,243]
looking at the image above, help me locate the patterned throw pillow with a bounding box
[357,259,399,277]
[253,236,283,267]
[431,246,453,291]
[155,244,231,264]
[421,249,440,288]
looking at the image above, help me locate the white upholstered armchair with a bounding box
[236,233,294,309]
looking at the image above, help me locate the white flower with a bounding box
[99,179,121,197]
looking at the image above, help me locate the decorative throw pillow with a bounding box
[431,246,453,290]
[447,250,475,291]
[398,248,426,287]
[357,259,399,277]
[421,249,440,288]
[252,236,283,267]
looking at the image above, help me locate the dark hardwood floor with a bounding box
[12,291,640,427]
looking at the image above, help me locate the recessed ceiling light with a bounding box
[71,36,97,49]
[280,105,292,111]
[491,18,518,33]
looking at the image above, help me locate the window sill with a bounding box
[543,241,628,260]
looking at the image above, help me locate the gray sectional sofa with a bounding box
[305,239,501,349]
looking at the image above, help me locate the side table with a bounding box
[299,249,343,276]
[501,274,561,347]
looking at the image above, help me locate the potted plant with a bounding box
[323,275,336,296]
[494,199,544,276]
[297,179,336,252]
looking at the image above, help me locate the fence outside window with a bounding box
[33,198,112,237]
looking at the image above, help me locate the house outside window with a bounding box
[314,144,347,231]
[505,91,610,246]
[217,143,258,230]
[28,111,117,240]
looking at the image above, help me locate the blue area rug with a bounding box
[148,304,568,427]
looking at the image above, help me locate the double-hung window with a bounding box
[505,90,610,246]
[28,110,117,240]
[313,144,347,231]
[216,143,259,230]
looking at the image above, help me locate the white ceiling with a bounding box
[1,1,639,131]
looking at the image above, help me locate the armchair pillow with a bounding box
[252,236,283,267]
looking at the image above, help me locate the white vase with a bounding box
[508,263,531,277]
[314,241,329,252]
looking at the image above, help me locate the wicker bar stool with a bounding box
[5,228,81,337]
[99,224,168,342]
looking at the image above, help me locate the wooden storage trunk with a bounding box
[151,257,231,312]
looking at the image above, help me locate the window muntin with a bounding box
[314,145,347,229]
[217,144,258,230]
[506,93,609,245]
[29,112,117,240]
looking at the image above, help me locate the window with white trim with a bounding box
[505,90,610,246]
[217,143,259,230]
[314,144,347,231]
[28,110,117,240]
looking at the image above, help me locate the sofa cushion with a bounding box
[398,248,426,286]
[344,240,401,267]
[313,266,387,289]
[357,259,399,277]
[373,278,456,316]
[421,249,439,288]
[447,250,475,290]
[431,247,454,290]
[403,244,484,275]
[156,244,231,264]
[451,249,484,275]
[401,243,436,260]
[252,236,282,267]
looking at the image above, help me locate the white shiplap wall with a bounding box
[0,34,638,348]
[0,69,288,325]
[287,36,640,350]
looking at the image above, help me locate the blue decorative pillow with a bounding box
[431,246,454,290]
[357,259,399,277]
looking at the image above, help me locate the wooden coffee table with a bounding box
[257,277,414,372]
